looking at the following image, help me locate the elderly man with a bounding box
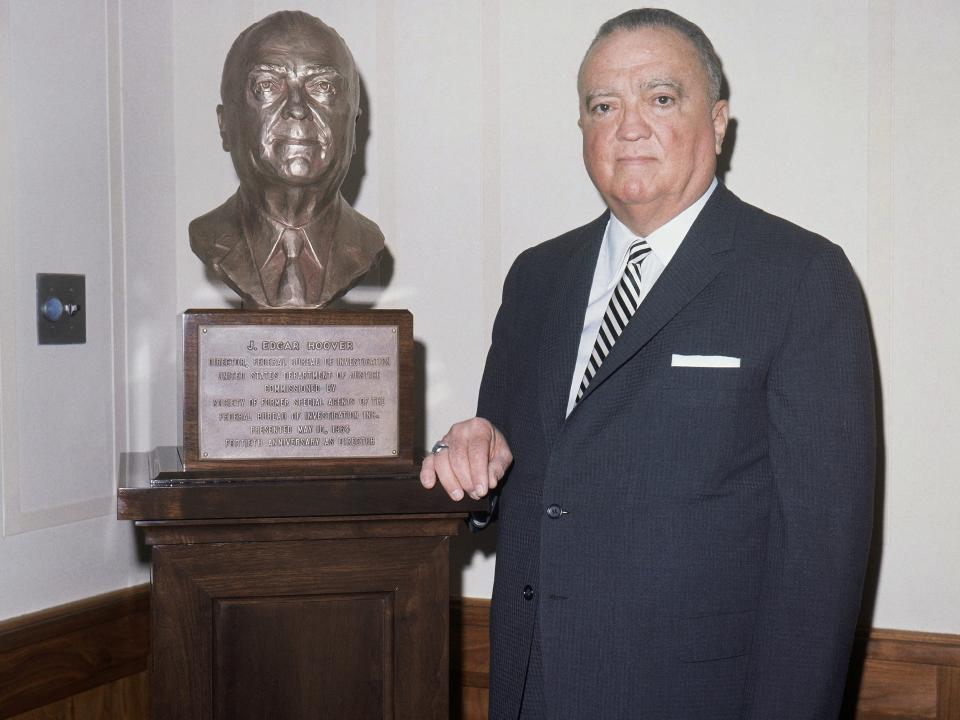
[421,8,875,720]
[191,10,383,309]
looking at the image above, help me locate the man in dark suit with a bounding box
[190,11,383,309]
[420,8,875,720]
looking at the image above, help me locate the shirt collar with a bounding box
[604,177,718,271]
[238,190,332,271]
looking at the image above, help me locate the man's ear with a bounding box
[352,106,363,156]
[217,104,230,152]
[712,100,729,155]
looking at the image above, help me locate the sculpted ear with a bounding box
[353,105,363,156]
[217,104,230,152]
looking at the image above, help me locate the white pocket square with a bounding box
[671,354,741,368]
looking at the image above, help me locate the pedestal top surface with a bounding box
[117,447,487,521]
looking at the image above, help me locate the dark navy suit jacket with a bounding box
[477,185,875,719]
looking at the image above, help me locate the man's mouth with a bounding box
[273,136,321,145]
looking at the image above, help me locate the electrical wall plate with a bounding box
[37,273,86,345]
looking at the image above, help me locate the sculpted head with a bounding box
[217,11,361,199]
[577,9,728,236]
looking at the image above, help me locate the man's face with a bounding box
[219,20,359,191]
[578,27,727,234]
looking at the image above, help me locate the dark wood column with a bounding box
[119,449,485,720]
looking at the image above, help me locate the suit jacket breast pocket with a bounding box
[660,367,764,408]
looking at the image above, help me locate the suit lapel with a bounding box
[537,213,608,446]
[216,233,270,308]
[573,185,739,410]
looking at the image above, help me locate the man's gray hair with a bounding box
[583,8,723,104]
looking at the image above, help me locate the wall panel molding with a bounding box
[0,0,20,537]
[107,0,130,471]
[2,496,117,537]
[0,0,121,539]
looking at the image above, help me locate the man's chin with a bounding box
[607,184,659,208]
[282,158,324,181]
[240,161,335,188]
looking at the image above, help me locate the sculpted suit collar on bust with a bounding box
[190,188,383,309]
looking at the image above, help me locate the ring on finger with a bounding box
[431,440,450,455]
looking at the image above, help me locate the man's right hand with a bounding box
[419,417,513,501]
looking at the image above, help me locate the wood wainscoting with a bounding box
[2,586,959,719]
[0,586,149,719]
[843,629,960,719]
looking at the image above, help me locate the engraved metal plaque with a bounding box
[198,324,399,460]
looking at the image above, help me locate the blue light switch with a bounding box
[37,274,85,344]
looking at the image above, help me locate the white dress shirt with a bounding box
[565,178,718,416]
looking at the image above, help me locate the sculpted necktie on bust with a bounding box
[577,238,652,403]
[276,227,306,306]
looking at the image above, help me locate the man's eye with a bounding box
[307,79,335,96]
[591,103,612,115]
[655,95,674,106]
[253,79,281,98]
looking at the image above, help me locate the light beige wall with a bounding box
[1,0,957,633]
[0,0,147,619]
[879,1,960,632]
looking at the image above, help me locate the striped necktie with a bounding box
[577,238,651,403]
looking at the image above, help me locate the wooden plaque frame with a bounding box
[180,309,414,477]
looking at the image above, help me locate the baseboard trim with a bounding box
[0,586,150,718]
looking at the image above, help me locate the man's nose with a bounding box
[616,104,651,141]
[283,81,307,120]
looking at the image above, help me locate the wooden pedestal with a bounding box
[118,449,485,720]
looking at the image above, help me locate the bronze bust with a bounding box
[190,11,384,309]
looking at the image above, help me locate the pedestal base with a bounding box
[118,449,486,720]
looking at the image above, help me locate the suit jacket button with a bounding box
[523,585,534,601]
[546,504,563,519]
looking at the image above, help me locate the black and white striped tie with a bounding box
[577,238,652,403]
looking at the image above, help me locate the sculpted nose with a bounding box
[617,104,650,141]
[284,83,307,120]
